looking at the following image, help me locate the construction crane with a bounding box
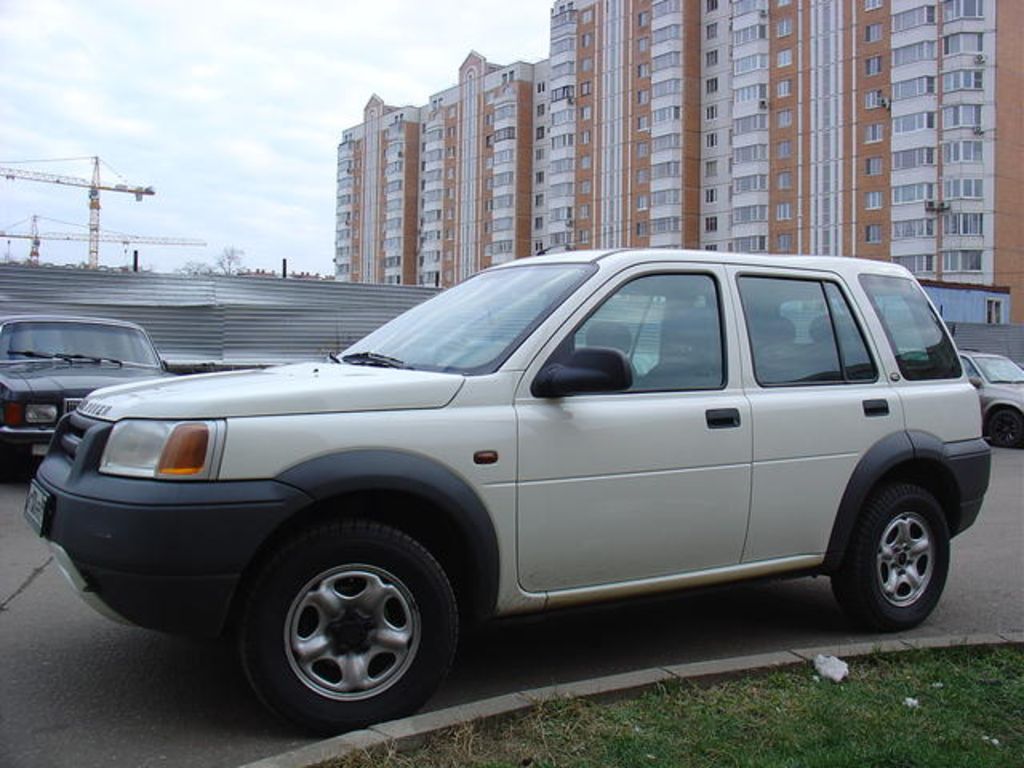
[1,215,205,265]
[0,156,155,268]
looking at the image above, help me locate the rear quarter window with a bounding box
[859,274,961,381]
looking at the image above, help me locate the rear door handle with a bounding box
[863,399,890,417]
[706,408,741,429]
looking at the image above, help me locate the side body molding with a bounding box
[276,450,500,619]
[822,430,988,572]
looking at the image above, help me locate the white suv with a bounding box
[27,250,990,733]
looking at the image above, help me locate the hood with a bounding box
[79,362,466,420]
[0,362,169,398]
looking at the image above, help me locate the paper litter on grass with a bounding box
[813,654,849,683]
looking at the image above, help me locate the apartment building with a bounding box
[336,0,1022,321]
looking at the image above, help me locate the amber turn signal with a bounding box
[157,423,210,476]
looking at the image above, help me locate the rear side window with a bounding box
[859,274,961,381]
[738,276,877,387]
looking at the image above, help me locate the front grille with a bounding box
[58,412,104,462]
[63,398,84,415]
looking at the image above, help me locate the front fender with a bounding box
[276,449,500,619]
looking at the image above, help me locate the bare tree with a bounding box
[215,246,245,275]
[176,260,214,276]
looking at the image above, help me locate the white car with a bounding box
[27,249,991,733]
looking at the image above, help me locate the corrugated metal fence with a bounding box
[0,265,438,366]
[948,322,1024,365]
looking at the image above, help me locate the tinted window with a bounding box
[0,322,160,366]
[824,283,878,381]
[859,274,961,380]
[739,277,877,386]
[571,273,724,391]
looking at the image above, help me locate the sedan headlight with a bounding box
[25,404,59,424]
[100,420,225,480]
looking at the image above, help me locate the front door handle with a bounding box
[863,399,890,417]
[706,408,741,429]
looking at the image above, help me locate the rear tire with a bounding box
[987,408,1024,449]
[239,519,458,734]
[832,483,949,632]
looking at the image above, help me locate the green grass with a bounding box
[319,645,1023,768]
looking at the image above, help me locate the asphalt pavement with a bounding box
[1,448,1021,768]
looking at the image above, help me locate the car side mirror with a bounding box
[968,375,983,389]
[531,348,633,398]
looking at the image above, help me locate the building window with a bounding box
[706,22,718,40]
[865,123,884,142]
[865,23,883,42]
[777,79,792,97]
[705,216,718,232]
[866,156,883,175]
[638,11,649,26]
[777,233,793,251]
[706,188,717,203]
[777,109,793,128]
[706,104,718,121]
[777,171,793,189]
[986,298,1004,325]
[777,49,793,67]
[707,0,718,10]
[706,49,719,67]
[865,224,882,243]
[706,132,718,148]
[943,249,983,271]
[865,0,883,8]
[865,191,883,209]
[865,89,884,109]
[777,18,792,37]
[865,56,882,76]
[705,160,718,177]
[705,77,719,94]
[777,140,792,159]
[776,202,792,220]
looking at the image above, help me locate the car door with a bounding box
[731,268,904,563]
[514,265,752,594]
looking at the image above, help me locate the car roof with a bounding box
[0,314,147,331]
[487,248,912,279]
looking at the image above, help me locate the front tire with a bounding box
[239,519,458,734]
[832,483,950,632]
[987,408,1024,448]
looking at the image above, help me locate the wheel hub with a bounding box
[327,613,374,653]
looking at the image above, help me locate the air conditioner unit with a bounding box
[975,53,987,64]
[758,99,769,110]
[759,9,768,18]
[973,126,985,135]
[879,96,890,109]
[924,199,936,212]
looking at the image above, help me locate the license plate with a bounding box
[23,480,53,537]
[31,443,48,457]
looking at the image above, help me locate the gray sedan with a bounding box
[960,351,1024,448]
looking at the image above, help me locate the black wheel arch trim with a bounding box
[274,449,500,621]
[823,431,990,571]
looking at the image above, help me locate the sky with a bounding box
[0,0,554,276]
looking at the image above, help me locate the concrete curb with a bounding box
[238,632,1022,768]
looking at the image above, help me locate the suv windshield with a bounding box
[344,263,593,374]
[975,356,1024,384]
[0,321,161,366]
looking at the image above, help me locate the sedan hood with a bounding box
[0,362,169,398]
[79,363,465,420]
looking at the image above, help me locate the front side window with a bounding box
[565,274,725,392]
[345,264,593,375]
[859,274,961,380]
[738,277,877,386]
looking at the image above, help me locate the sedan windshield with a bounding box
[0,321,161,366]
[344,263,593,374]
[976,356,1024,384]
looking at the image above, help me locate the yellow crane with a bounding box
[1,215,205,265]
[0,156,155,268]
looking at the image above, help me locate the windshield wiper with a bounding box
[8,349,60,360]
[63,353,124,367]
[340,351,409,369]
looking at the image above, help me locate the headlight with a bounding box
[100,420,225,480]
[26,404,59,424]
